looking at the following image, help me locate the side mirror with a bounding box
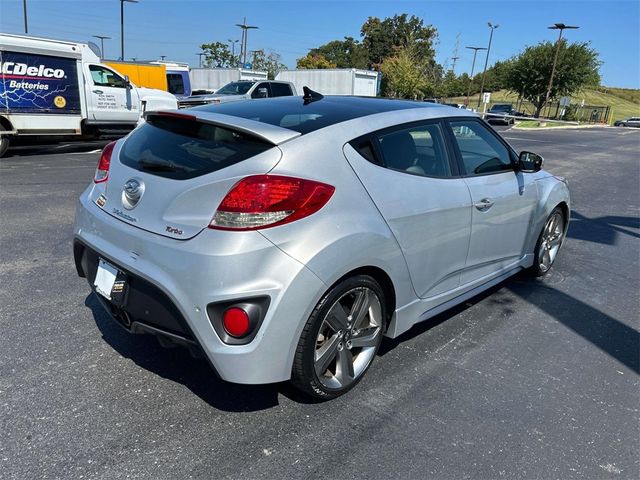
[518,151,544,173]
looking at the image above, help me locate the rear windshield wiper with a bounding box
[138,158,189,173]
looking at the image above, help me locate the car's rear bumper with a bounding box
[73,189,327,384]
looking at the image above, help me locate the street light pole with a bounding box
[543,23,579,116]
[120,0,138,61]
[196,52,205,68]
[93,35,111,60]
[477,22,499,108]
[23,0,28,33]
[465,46,486,106]
[228,39,239,61]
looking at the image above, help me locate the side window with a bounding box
[251,82,271,98]
[89,65,127,88]
[167,73,185,95]
[374,123,451,177]
[448,120,513,175]
[270,83,293,97]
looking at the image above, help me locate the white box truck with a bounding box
[0,33,177,157]
[189,68,268,94]
[275,69,380,96]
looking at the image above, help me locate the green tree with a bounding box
[361,14,437,68]
[503,40,601,116]
[439,71,466,99]
[307,37,368,68]
[200,41,237,68]
[251,50,287,79]
[379,46,430,99]
[296,53,337,69]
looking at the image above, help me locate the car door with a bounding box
[446,118,538,285]
[343,120,472,299]
[84,64,139,122]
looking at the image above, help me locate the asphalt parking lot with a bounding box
[1,126,638,479]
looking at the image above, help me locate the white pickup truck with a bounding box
[0,33,177,157]
[178,80,297,108]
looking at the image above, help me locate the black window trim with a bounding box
[444,117,519,178]
[348,118,462,179]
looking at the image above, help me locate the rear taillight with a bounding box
[210,175,335,231]
[94,141,116,184]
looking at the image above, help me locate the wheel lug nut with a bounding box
[346,340,352,350]
[338,342,344,351]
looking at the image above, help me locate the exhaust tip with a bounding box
[119,310,132,328]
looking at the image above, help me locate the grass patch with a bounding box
[451,87,640,124]
[515,120,572,128]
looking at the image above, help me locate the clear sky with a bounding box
[1,0,639,88]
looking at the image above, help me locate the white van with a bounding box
[0,33,177,157]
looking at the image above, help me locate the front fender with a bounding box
[528,174,571,253]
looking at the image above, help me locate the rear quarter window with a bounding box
[120,116,274,180]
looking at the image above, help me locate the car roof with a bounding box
[193,95,447,134]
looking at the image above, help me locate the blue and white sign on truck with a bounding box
[0,33,178,157]
[1,51,81,114]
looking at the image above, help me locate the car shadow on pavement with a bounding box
[568,210,640,245]
[507,275,639,374]
[379,271,639,375]
[85,293,288,411]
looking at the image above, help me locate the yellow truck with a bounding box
[104,61,168,91]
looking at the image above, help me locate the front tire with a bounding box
[291,275,386,400]
[530,207,566,277]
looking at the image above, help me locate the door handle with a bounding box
[93,89,104,94]
[474,198,494,211]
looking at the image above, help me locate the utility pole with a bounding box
[93,35,111,59]
[120,0,138,61]
[543,23,579,116]
[450,56,460,74]
[465,46,486,106]
[235,17,258,66]
[477,22,499,108]
[196,52,205,68]
[450,33,461,73]
[23,0,28,33]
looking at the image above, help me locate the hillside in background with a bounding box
[455,87,640,124]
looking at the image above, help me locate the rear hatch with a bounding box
[97,111,300,240]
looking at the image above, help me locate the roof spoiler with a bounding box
[144,110,302,145]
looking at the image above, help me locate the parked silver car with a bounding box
[73,92,570,399]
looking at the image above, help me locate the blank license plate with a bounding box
[94,259,119,300]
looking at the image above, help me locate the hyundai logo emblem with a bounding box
[122,178,145,210]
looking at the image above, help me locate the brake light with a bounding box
[94,141,116,183]
[210,175,335,230]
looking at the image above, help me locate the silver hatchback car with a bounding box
[74,92,570,399]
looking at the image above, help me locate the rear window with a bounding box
[167,73,185,95]
[270,83,293,97]
[120,116,274,180]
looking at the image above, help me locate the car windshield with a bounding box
[215,81,255,95]
[490,104,512,112]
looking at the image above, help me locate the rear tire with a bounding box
[530,207,566,277]
[291,275,386,400]
[0,124,10,158]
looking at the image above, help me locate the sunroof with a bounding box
[193,96,433,134]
